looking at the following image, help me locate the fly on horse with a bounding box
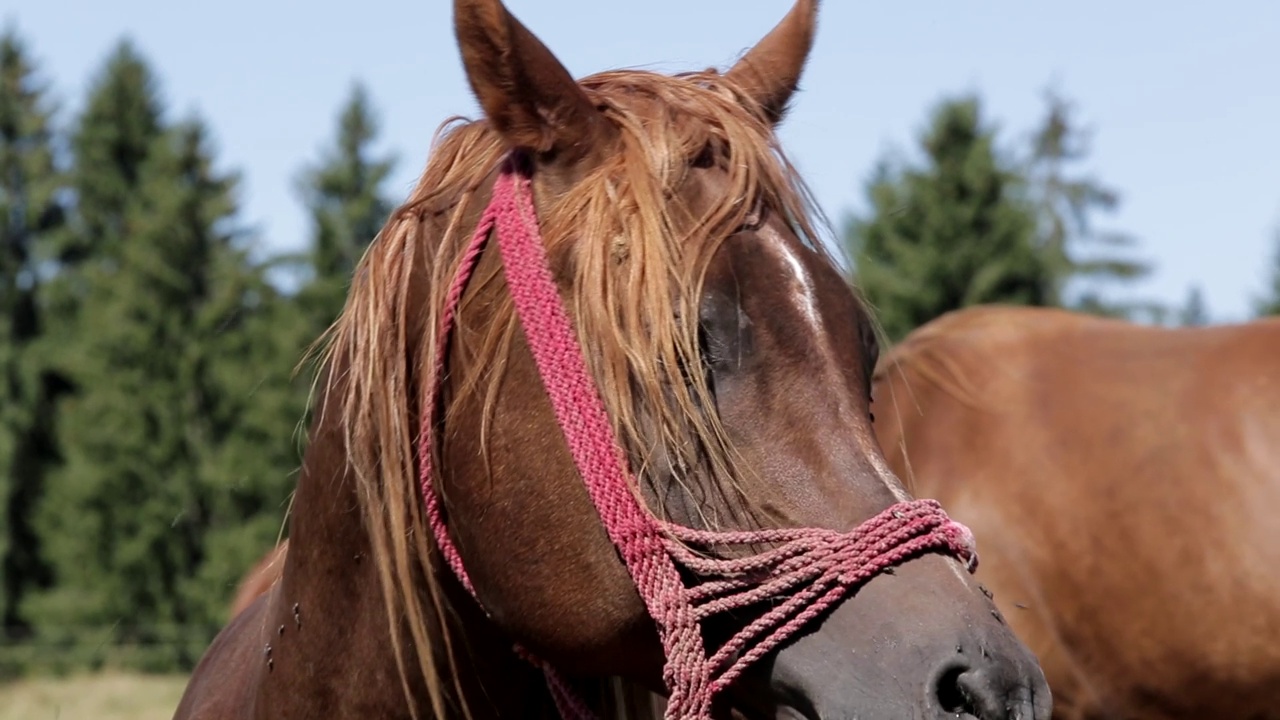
[174,2,1051,718]
[871,305,1280,720]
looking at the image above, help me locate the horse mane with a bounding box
[306,67,840,719]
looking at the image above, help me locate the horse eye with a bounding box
[692,143,716,169]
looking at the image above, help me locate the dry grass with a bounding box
[0,672,188,720]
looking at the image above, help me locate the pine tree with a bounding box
[1177,285,1208,326]
[25,41,167,662]
[190,278,310,626]
[1021,87,1155,318]
[1254,223,1280,317]
[295,82,396,336]
[845,95,1050,343]
[21,39,319,671]
[52,39,162,271]
[0,25,64,655]
[37,38,166,413]
[30,112,283,669]
[25,41,283,669]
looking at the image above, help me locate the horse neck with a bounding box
[257,366,561,719]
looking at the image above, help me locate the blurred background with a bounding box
[0,1,1276,717]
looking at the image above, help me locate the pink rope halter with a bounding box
[418,156,979,719]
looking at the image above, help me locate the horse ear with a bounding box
[725,0,819,125]
[454,0,614,162]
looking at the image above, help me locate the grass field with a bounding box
[0,672,188,720]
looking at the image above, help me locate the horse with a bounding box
[870,304,1280,720]
[227,541,287,620]
[172,2,1052,718]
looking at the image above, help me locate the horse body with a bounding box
[174,2,1051,718]
[871,305,1280,719]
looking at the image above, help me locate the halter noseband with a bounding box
[418,156,979,720]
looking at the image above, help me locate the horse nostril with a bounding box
[934,665,979,716]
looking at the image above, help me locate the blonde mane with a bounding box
[310,67,839,719]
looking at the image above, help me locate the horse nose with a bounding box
[930,649,1050,720]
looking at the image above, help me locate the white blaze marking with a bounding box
[762,227,821,329]
[761,228,911,504]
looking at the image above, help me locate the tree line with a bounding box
[0,26,1277,676]
[0,29,391,674]
[842,88,1267,341]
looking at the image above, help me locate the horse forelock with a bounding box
[308,66,845,719]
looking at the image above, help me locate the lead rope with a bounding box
[418,156,978,720]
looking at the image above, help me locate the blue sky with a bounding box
[6,1,1278,321]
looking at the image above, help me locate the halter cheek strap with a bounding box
[418,156,979,720]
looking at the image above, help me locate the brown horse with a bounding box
[871,304,1280,720]
[173,2,1051,718]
